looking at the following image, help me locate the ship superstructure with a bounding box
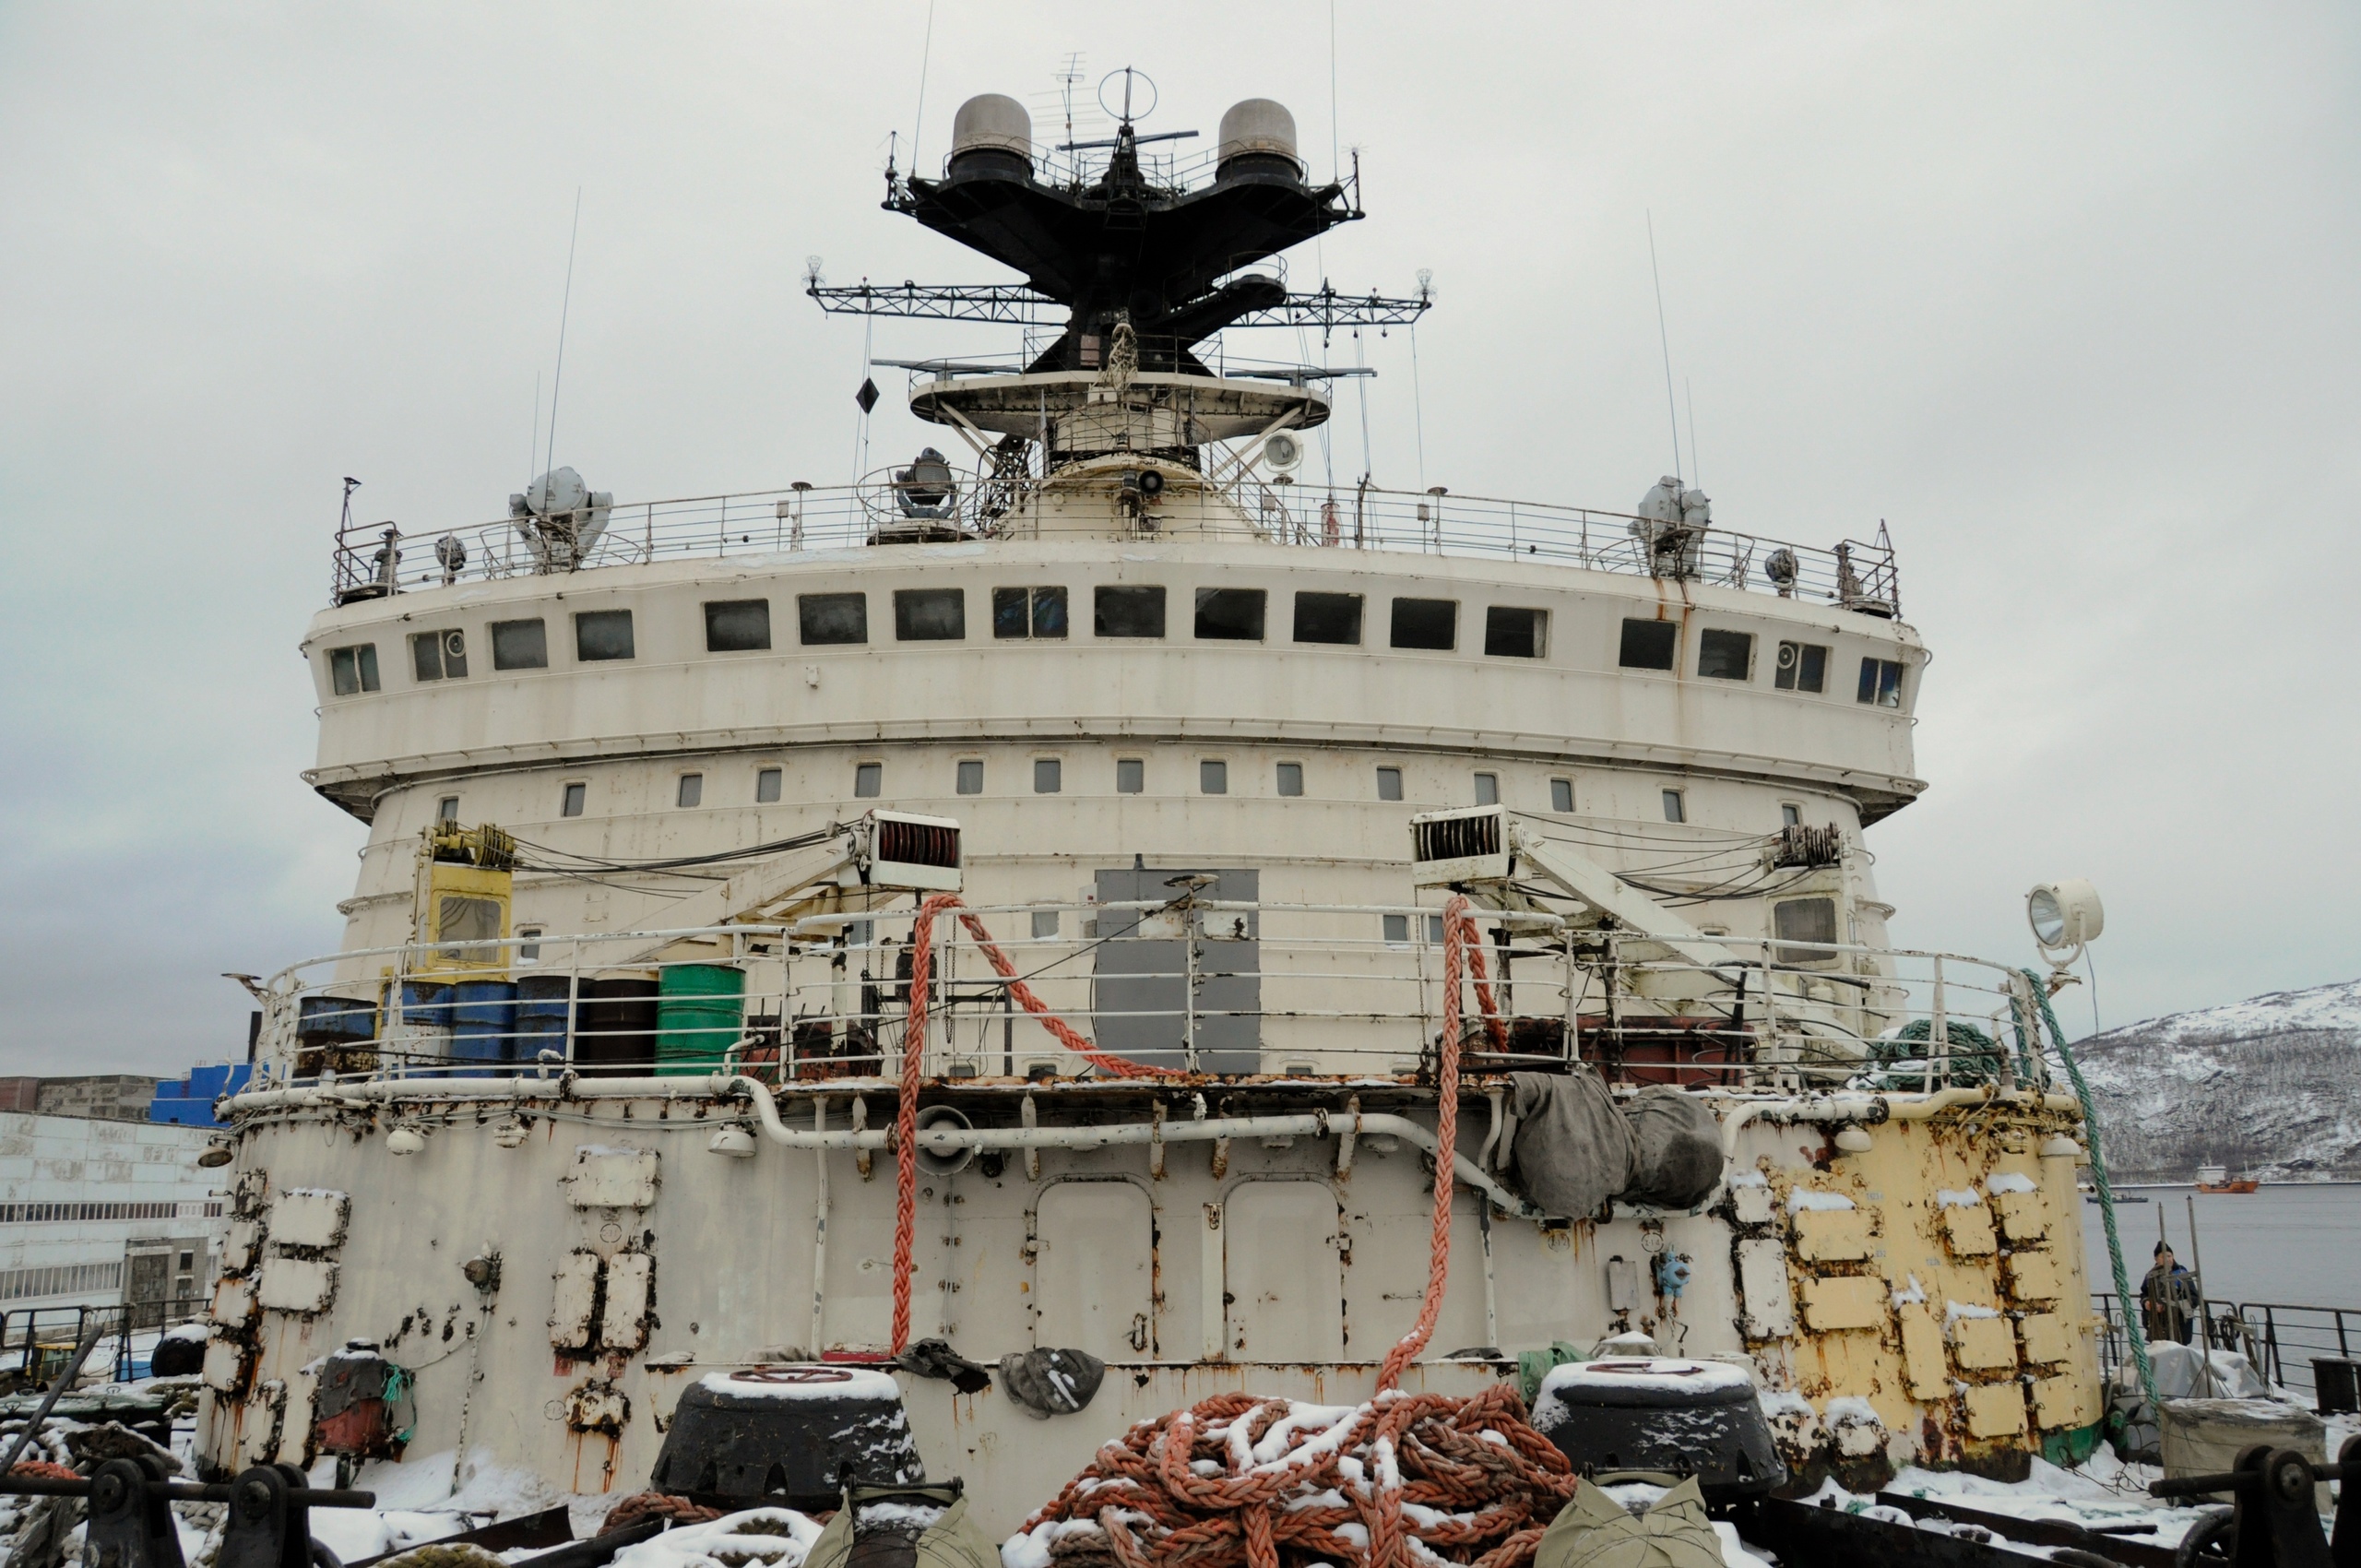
[199,84,2106,1526]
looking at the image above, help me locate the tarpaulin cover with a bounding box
[1619,1087,1723,1210]
[1506,1069,1636,1221]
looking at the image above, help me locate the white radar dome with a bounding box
[949,94,1031,176]
[1217,99,1302,179]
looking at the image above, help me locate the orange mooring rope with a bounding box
[891,894,1182,1351]
[1374,895,1505,1390]
[1014,1384,1575,1568]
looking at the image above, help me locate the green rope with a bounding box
[2018,968,2156,1414]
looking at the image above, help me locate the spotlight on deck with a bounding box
[197,1140,234,1169]
[2026,879,2104,968]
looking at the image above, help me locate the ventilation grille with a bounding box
[1413,811,1501,865]
[877,817,961,871]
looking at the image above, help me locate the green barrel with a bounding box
[657,965,746,1075]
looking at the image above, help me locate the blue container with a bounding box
[516,975,574,1068]
[298,993,377,1042]
[451,980,520,1075]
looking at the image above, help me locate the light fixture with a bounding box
[1833,1126,1875,1154]
[708,1126,757,1158]
[197,1141,234,1169]
[386,1125,428,1156]
[2026,879,2104,967]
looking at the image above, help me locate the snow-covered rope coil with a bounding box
[1012,1384,1575,1568]
[893,894,1181,1352]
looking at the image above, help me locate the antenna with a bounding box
[909,0,937,173]
[544,188,583,482]
[1646,209,1680,484]
[529,372,540,493]
[1055,53,1084,153]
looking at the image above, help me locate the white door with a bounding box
[1034,1181,1156,1359]
[1225,1181,1345,1360]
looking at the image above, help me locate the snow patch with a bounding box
[1891,1275,1927,1306]
[1985,1172,2037,1194]
[1786,1188,1856,1213]
[698,1368,901,1402]
[1936,1189,1983,1209]
[1945,1301,2001,1324]
[1539,1359,1755,1397]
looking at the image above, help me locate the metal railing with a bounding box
[329,477,1901,619]
[2091,1293,2360,1411]
[258,901,2039,1094]
[0,1299,209,1387]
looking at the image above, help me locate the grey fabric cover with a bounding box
[996,1347,1106,1419]
[1619,1087,1723,1210]
[1506,1070,1635,1221]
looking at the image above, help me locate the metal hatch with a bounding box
[1091,867,1260,1074]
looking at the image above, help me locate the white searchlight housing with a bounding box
[2027,878,2104,966]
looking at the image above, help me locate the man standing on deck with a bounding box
[2142,1241,2201,1344]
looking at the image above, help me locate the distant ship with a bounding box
[2194,1160,2260,1194]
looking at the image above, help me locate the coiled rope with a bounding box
[2016,968,2156,1413]
[892,893,1181,1352]
[1011,1384,1575,1568]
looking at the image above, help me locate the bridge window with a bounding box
[854,762,883,798]
[1662,788,1686,823]
[1474,772,1499,805]
[1275,762,1304,797]
[1774,640,1828,693]
[798,593,865,646]
[1293,591,1363,645]
[1031,909,1061,939]
[1619,619,1677,671]
[491,619,548,671]
[756,767,782,803]
[1698,628,1754,681]
[706,599,773,651]
[1116,758,1145,793]
[1551,778,1574,813]
[562,782,586,818]
[1034,758,1062,794]
[676,774,703,808]
[1484,607,1547,659]
[1095,585,1166,638]
[1390,597,1456,650]
[1376,766,1404,802]
[411,629,468,682]
[575,610,635,662]
[1194,588,1265,641]
[328,644,380,695]
[1781,802,1801,827]
[1200,759,1228,794]
[955,760,983,795]
[1858,657,1904,707]
[993,586,1067,638]
[437,796,459,824]
[895,588,965,641]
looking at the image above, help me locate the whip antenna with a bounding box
[1647,209,1680,483]
[544,187,583,480]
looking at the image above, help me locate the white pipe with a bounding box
[811,1096,829,1356]
[724,1076,1545,1218]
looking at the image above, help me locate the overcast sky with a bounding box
[2,3,2355,1076]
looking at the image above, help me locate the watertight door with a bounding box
[1225,1181,1344,1360]
[1034,1180,1157,1360]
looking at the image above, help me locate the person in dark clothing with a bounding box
[2142,1241,2201,1344]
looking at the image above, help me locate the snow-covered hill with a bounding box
[2071,979,2361,1181]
